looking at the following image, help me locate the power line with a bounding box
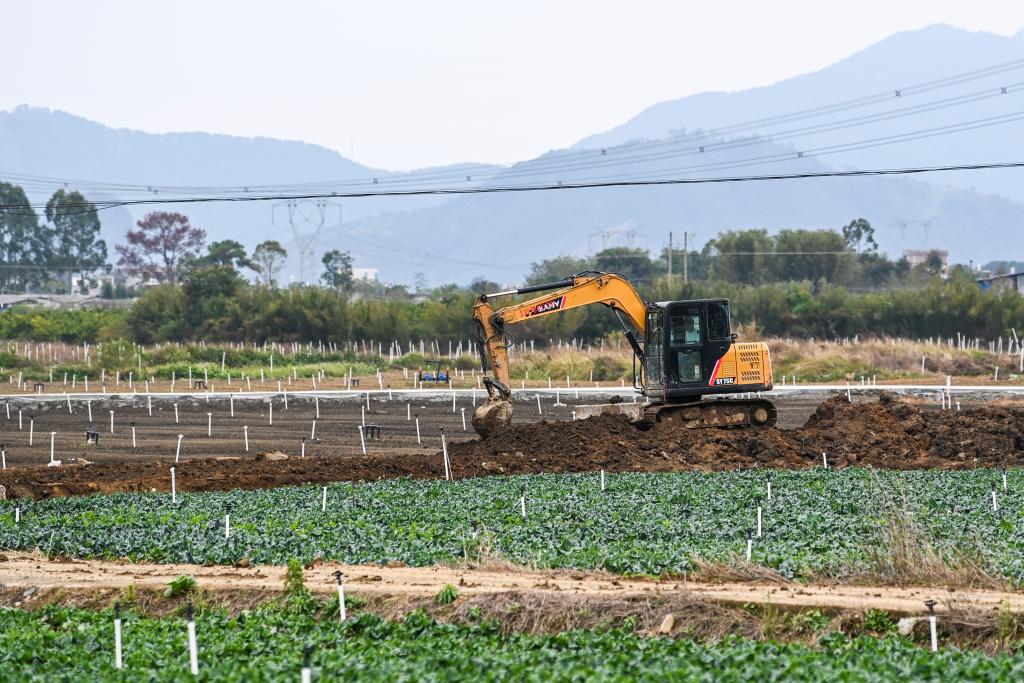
[3,161,1022,216]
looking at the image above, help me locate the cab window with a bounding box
[707,302,731,341]
[669,310,701,346]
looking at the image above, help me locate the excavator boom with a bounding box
[474,272,646,392]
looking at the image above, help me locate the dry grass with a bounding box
[690,556,794,585]
[855,480,1004,590]
[498,335,1019,384]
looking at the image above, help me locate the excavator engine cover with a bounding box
[472,398,514,438]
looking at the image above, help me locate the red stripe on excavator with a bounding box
[708,357,722,387]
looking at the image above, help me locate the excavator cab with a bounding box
[642,299,736,401]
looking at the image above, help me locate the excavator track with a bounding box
[643,398,777,429]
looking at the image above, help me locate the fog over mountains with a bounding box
[3,24,1023,286]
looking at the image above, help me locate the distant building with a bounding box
[977,270,1024,295]
[902,249,949,276]
[0,293,108,310]
[353,267,379,281]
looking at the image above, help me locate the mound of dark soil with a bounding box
[449,392,1024,473]
[4,394,1023,499]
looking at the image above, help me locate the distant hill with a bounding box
[575,24,1024,203]
[0,106,489,280]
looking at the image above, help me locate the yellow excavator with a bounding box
[472,271,775,437]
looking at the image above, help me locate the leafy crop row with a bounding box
[4,605,1024,681]
[2,469,1024,580]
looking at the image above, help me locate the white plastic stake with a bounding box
[243,426,249,452]
[757,505,763,538]
[415,416,421,444]
[283,390,288,410]
[746,534,753,562]
[230,394,234,417]
[311,420,317,440]
[1003,470,1008,492]
[187,605,199,675]
[600,470,605,491]
[131,425,137,449]
[460,407,467,431]
[1,448,6,469]
[407,403,411,420]
[571,411,577,421]
[176,434,184,462]
[441,430,451,480]
[269,402,273,426]
[114,605,123,669]
[29,418,34,445]
[147,395,152,416]
[520,494,526,518]
[452,392,456,413]
[536,395,542,415]
[174,403,179,424]
[87,400,92,423]
[301,438,306,458]
[207,413,212,437]
[109,410,115,433]
[766,478,772,502]
[322,485,327,512]
[358,425,366,454]
[334,571,347,621]
[49,431,56,463]
[361,406,365,427]
[926,601,938,652]
[224,512,230,539]
[822,452,828,469]
[992,488,999,512]
[315,397,320,419]
[170,467,177,503]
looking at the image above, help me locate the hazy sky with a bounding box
[3,0,1023,170]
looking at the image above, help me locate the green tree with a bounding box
[769,229,852,284]
[525,255,592,286]
[43,189,108,292]
[841,218,878,253]
[706,229,774,285]
[251,240,288,286]
[195,239,254,271]
[182,266,243,338]
[593,247,662,284]
[0,181,40,291]
[321,250,354,292]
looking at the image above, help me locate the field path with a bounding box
[2,552,1022,615]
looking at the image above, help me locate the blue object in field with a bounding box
[422,371,449,382]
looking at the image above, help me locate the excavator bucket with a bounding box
[472,398,514,438]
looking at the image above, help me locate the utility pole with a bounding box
[667,232,673,282]
[683,232,689,284]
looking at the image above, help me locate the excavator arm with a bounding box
[472,272,647,435]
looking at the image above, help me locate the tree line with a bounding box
[3,180,1019,344]
[0,180,355,294]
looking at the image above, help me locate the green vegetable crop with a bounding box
[2,468,1024,581]
[3,605,1024,681]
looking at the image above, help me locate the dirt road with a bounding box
[1,552,1020,615]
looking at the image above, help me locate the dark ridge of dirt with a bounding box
[449,392,1024,474]
[3,394,1024,499]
